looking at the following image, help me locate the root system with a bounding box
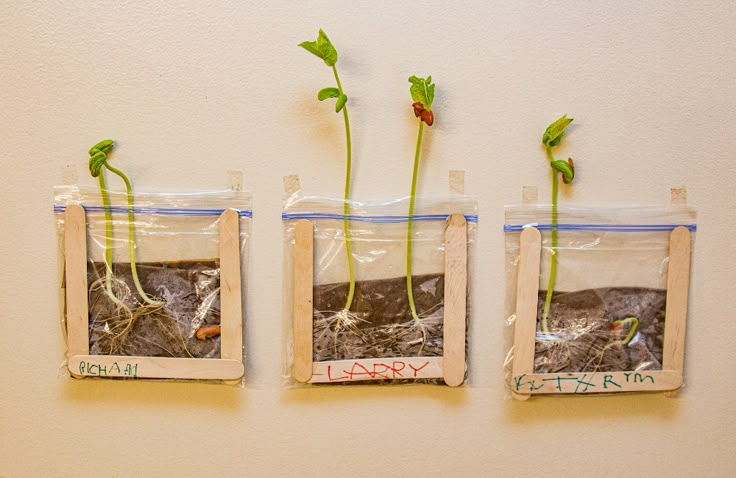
[87,260,222,359]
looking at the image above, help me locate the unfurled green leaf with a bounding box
[335,94,348,112]
[542,115,573,147]
[298,28,338,67]
[408,75,435,110]
[551,158,575,184]
[318,87,340,101]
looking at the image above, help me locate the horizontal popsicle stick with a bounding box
[309,357,443,383]
[69,355,244,380]
[511,370,682,395]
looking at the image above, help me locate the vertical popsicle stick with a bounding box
[443,213,467,387]
[663,226,691,397]
[64,204,90,365]
[218,210,244,382]
[512,226,542,400]
[293,220,314,383]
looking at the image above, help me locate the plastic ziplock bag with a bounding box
[55,185,250,383]
[504,205,696,397]
[283,194,477,385]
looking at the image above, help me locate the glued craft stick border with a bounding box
[292,213,468,386]
[511,226,691,398]
[64,204,244,381]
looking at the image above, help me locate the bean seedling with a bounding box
[405,75,435,344]
[88,140,161,306]
[539,118,639,348]
[299,29,358,342]
[540,116,575,334]
[86,140,188,356]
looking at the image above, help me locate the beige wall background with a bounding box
[2,1,735,476]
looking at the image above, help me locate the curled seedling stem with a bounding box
[88,140,161,306]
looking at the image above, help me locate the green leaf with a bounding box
[550,159,575,184]
[88,151,107,177]
[335,94,348,112]
[408,75,435,110]
[298,41,323,58]
[318,87,340,101]
[88,139,113,156]
[298,28,338,67]
[542,115,573,147]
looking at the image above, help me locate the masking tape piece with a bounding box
[522,186,538,204]
[283,175,301,195]
[227,170,243,192]
[671,187,687,205]
[449,170,465,195]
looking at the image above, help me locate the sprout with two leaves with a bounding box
[405,75,435,345]
[299,29,358,346]
[539,117,638,347]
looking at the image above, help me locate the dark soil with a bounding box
[87,260,221,358]
[312,273,447,362]
[534,287,666,373]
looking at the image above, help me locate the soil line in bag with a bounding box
[534,287,666,374]
[312,273,449,362]
[87,260,222,359]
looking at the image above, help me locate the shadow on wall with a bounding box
[502,391,680,424]
[60,378,244,411]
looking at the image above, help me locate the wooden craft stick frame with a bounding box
[64,204,244,381]
[292,213,468,386]
[511,226,691,398]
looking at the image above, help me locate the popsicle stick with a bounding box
[293,219,314,383]
[64,204,89,366]
[663,226,692,397]
[218,209,244,384]
[310,357,443,384]
[511,370,682,395]
[443,213,467,387]
[69,355,244,380]
[512,226,542,401]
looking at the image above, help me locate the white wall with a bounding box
[2,1,735,476]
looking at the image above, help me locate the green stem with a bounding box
[618,317,639,345]
[98,173,123,305]
[332,65,355,311]
[406,121,425,322]
[104,163,160,306]
[541,146,558,334]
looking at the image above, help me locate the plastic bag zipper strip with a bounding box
[53,205,252,218]
[504,223,696,233]
[282,212,478,223]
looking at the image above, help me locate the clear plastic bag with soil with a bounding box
[504,205,696,377]
[55,186,251,367]
[284,194,477,384]
[87,260,222,358]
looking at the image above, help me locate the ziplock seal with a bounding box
[282,212,478,223]
[54,205,252,218]
[504,223,696,233]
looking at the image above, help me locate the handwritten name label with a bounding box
[512,371,664,394]
[78,360,138,378]
[309,357,444,383]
